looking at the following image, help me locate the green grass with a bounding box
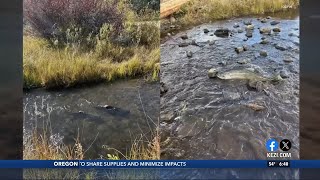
[23,35,160,89]
[162,0,299,33]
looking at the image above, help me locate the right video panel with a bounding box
[160,0,300,160]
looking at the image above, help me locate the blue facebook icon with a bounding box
[266,139,279,152]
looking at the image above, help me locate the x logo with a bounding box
[280,139,291,151]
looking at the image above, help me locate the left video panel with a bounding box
[23,0,160,166]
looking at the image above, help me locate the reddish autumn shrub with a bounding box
[24,0,126,47]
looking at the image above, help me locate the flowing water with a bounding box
[24,79,159,159]
[160,9,299,162]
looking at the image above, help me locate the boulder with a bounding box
[208,68,218,78]
[243,20,252,25]
[235,47,244,53]
[214,28,230,37]
[186,51,193,58]
[233,23,240,28]
[270,20,280,26]
[259,27,271,34]
[245,25,255,30]
[273,27,281,32]
[260,50,268,57]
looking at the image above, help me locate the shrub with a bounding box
[24,0,126,47]
[130,0,160,12]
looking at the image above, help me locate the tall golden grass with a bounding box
[23,35,160,89]
[164,0,299,27]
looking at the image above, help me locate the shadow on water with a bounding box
[24,79,159,159]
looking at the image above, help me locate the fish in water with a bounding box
[216,69,283,83]
[95,105,130,118]
[71,111,105,124]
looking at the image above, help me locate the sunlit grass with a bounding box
[164,0,299,28]
[23,36,160,89]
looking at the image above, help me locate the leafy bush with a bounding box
[24,0,126,47]
[130,0,160,12]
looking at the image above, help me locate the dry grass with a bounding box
[162,0,299,30]
[23,35,160,89]
[23,129,84,160]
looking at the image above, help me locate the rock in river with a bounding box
[260,50,268,57]
[275,44,287,51]
[235,46,244,53]
[245,25,255,30]
[237,59,251,64]
[261,18,267,23]
[180,34,188,40]
[233,23,240,28]
[160,112,176,123]
[204,28,210,33]
[208,68,218,78]
[283,57,294,63]
[260,39,269,44]
[243,45,249,51]
[270,20,280,26]
[178,42,189,47]
[214,28,230,37]
[273,27,281,32]
[186,51,193,58]
[259,27,271,34]
[245,31,253,38]
[246,103,265,111]
[280,70,289,78]
[243,20,252,25]
[160,82,168,96]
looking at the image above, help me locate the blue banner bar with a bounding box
[0,160,319,168]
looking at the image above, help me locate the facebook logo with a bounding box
[266,139,279,152]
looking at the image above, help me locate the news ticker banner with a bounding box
[0,160,320,168]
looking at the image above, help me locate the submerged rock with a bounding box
[178,42,189,47]
[160,112,176,123]
[260,27,271,34]
[237,59,251,64]
[243,45,249,51]
[204,28,210,33]
[245,31,253,38]
[191,39,198,46]
[238,29,244,33]
[233,23,240,28]
[261,18,267,23]
[218,61,227,66]
[180,34,188,40]
[235,47,244,53]
[260,50,268,57]
[275,44,287,51]
[283,57,294,63]
[260,39,269,44]
[270,20,280,26]
[186,51,193,58]
[280,70,289,78]
[208,40,215,46]
[208,68,218,78]
[214,28,230,37]
[160,82,168,96]
[246,103,265,111]
[273,27,281,32]
[243,20,252,25]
